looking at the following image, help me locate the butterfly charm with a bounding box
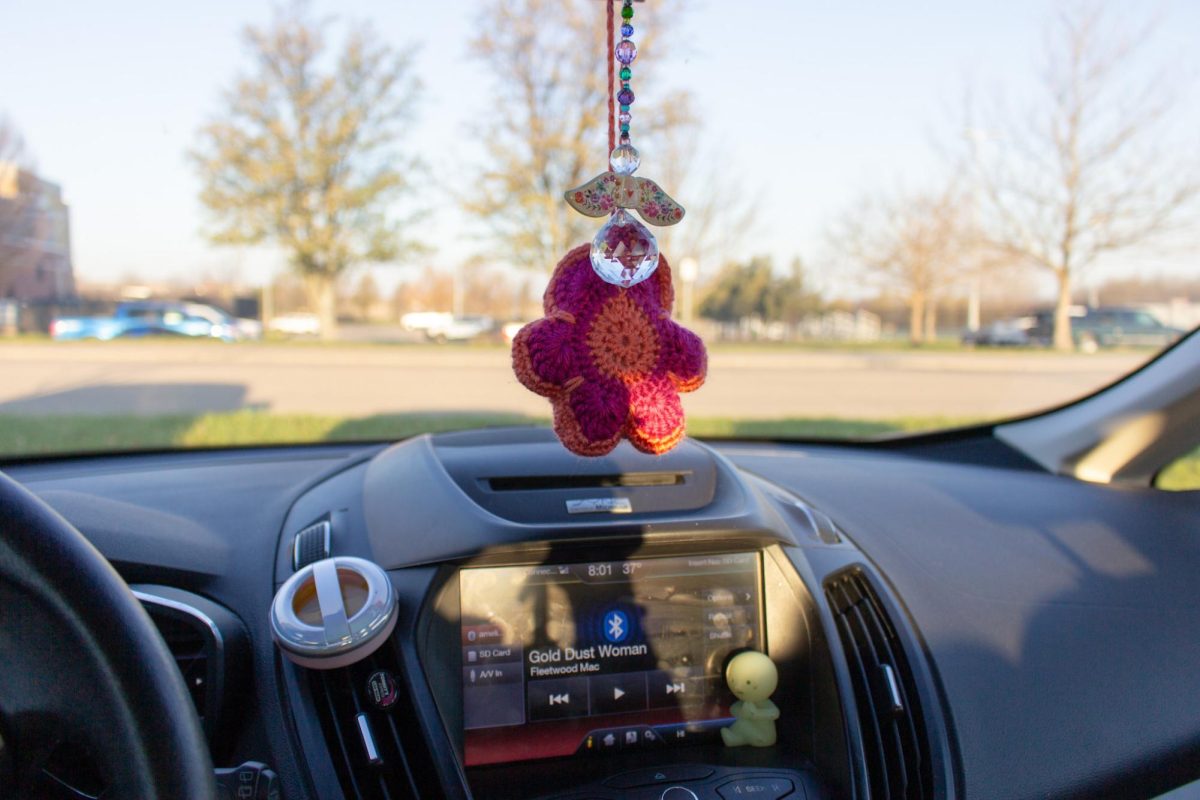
[565,172,685,226]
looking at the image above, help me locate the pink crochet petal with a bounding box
[569,376,628,445]
[626,375,686,454]
[658,322,707,392]
[523,318,580,387]
[551,255,615,319]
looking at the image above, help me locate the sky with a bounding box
[2,1,1198,299]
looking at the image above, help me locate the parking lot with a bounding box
[0,342,1150,421]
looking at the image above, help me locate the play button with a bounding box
[589,672,648,715]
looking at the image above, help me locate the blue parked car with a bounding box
[50,301,262,342]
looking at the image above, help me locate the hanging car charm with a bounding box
[564,3,685,289]
[512,0,706,457]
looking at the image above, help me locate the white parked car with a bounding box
[425,315,495,343]
[400,311,453,333]
[267,312,322,337]
[502,321,527,344]
[402,311,494,342]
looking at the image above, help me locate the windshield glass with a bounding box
[1,2,1197,459]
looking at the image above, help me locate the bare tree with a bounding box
[967,5,1199,350]
[350,271,381,321]
[465,0,707,271]
[192,4,422,338]
[833,185,972,344]
[653,123,760,296]
[0,116,34,292]
[393,266,456,315]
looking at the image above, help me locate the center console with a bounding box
[271,428,950,799]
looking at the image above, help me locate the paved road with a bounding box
[0,342,1150,420]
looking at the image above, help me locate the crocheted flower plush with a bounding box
[512,243,707,456]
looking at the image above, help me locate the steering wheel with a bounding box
[0,472,216,799]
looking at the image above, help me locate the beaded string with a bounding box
[615,1,636,147]
[606,0,616,153]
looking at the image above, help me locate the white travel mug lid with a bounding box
[270,556,397,669]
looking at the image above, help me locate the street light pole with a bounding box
[680,257,698,324]
[453,264,464,318]
[964,126,1001,336]
[967,274,981,332]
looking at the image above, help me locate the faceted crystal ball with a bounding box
[591,209,659,288]
[609,143,640,175]
[615,40,637,64]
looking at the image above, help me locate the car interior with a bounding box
[4,2,1200,799]
[0,330,1197,800]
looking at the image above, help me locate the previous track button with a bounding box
[527,676,590,721]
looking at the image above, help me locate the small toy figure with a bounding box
[720,650,780,748]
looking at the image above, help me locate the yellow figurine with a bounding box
[720,650,779,748]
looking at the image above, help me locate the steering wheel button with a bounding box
[604,764,714,788]
[716,777,795,799]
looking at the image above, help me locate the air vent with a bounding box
[825,569,933,800]
[152,610,210,727]
[293,517,332,570]
[310,649,440,799]
[133,586,249,764]
[486,471,688,491]
[420,427,720,523]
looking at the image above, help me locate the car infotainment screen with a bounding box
[459,552,763,766]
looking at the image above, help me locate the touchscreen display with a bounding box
[460,552,763,766]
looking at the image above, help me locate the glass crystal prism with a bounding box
[590,209,659,288]
[609,143,640,175]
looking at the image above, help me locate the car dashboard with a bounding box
[6,425,1200,800]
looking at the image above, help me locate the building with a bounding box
[0,163,75,302]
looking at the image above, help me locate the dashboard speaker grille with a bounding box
[486,472,688,491]
[825,568,933,800]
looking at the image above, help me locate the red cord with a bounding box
[606,0,615,154]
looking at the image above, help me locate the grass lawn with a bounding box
[1158,449,1200,491]
[1,411,1194,491]
[0,411,975,458]
[4,334,1151,355]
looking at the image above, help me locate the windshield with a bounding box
[1,2,1197,461]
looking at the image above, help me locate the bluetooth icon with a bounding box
[603,609,629,643]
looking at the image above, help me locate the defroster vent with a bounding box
[825,569,934,800]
